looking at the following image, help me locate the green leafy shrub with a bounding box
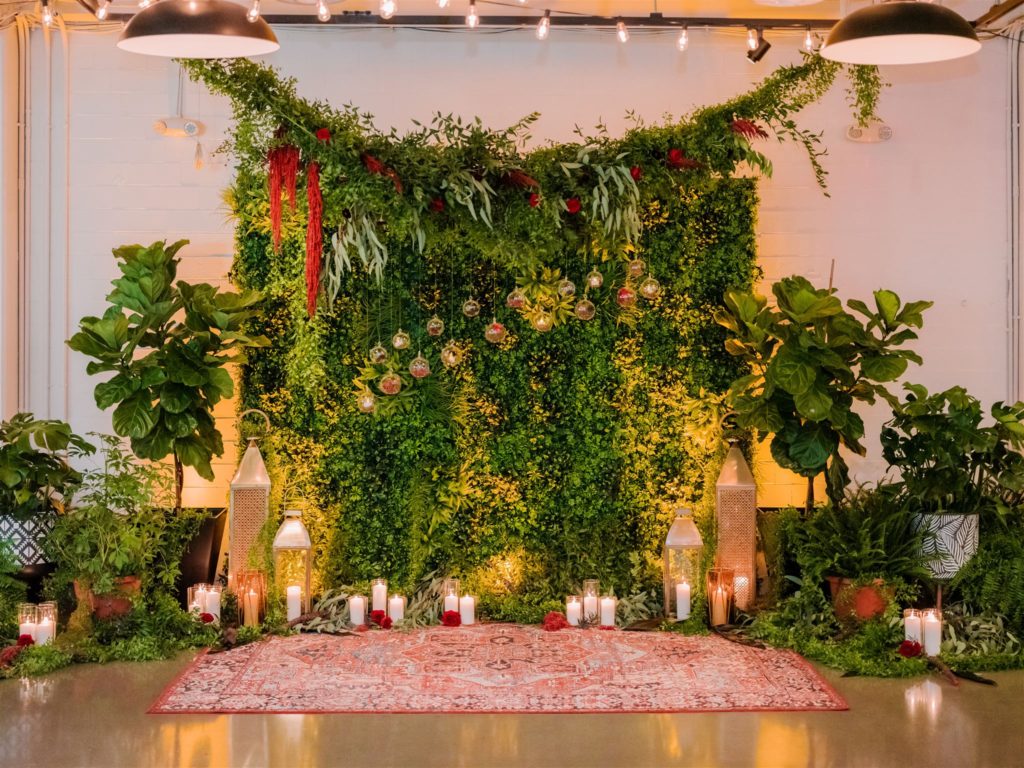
[0,539,27,642]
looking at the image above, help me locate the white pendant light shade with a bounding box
[821,1,980,65]
[118,0,280,59]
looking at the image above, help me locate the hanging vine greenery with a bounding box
[183,55,881,619]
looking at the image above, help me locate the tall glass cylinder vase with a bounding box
[706,567,735,627]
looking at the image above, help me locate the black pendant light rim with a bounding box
[824,1,979,48]
[119,0,278,46]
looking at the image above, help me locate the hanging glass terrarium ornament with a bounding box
[357,389,377,413]
[369,343,388,364]
[557,278,576,297]
[574,299,596,321]
[617,286,637,308]
[409,351,431,379]
[484,319,506,344]
[392,329,411,350]
[462,297,481,318]
[586,269,604,289]
[379,371,403,395]
[426,315,445,337]
[506,288,526,309]
[533,311,553,333]
[639,276,662,300]
[627,258,647,278]
[441,341,462,368]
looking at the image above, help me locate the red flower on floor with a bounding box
[542,611,571,632]
[17,634,34,647]
[667,149,701,170]
[598,625,615,631]
[355,624,370,632]
[380,616,393,630]
[199,612,215,624]
[528,192,541,208]
[370,610,387,626]
[630,165,643,181]
[442,610,462,627]
[565,197,582,214]
[315,128,331,142]
[898,640,922,658]
[429,197,445,213]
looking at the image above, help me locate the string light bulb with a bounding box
[466,0,479,28]
[246,0,261,22]
[317,0,330,22]
[95,0,110,20]
[536,10,550,41]
[41,0,54,25]
[379,0,396,20]
[677,27,688,51]
[804,28,816,52]
[616,19,629,43]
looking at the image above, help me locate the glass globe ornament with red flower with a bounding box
[426,315,445,336]
[640,276,662,300]
[484,320,506,344]
[532,311,553,333]
[369,343,388,364]
[357,390,376,414]
[617,286,637,308]
[627,258,647,278]
[506,288,526,309]
[462,298,481,318]
[379,371,403,395]
[586,269,604,289]
[391,329,411,350]
[409,352,431,379]
[557,278,576,298]
[441,341,462,368]
[574,299,596,321]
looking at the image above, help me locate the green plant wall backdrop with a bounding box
[187,56,881,615]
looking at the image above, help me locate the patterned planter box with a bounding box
[914,513,979,580]
[0,513,55,567]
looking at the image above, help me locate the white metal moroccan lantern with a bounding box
[662,508,704,620]
[716,443,757,610]
[273,508,312,616]
[229,409,271,588]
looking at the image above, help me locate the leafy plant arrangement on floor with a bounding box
[68,240,268,508]
[0,539,26,642]
[715,277,931,510]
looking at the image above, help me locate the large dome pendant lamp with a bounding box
[821,1,980,65]
[117,0,279,58]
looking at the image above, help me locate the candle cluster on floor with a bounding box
[187,583,222,621]
[17,603,57,645]
[349,579,409,626]
[442,578,476,625]
[565,579,617,627]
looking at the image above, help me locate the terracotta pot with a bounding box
[74,576,141,620]
[826,576,892,620]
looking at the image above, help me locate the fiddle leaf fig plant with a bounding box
[715,276,931,510]
[68,240,268,508]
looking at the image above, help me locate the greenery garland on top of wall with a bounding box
[184,55,881,619]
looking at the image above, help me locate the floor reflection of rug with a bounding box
[149,625,847,714]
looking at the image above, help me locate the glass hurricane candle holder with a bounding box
[348,594,367,626]
[388,594,406,622]
[371,578,388,613]
[566,595,582,626]
[18,604,37,641]
[922,608,943,656]
[599,595,618,628]
[582,579,600,621]
[904,608,922,643]
[459,594,476,625]
[236,570,266,628]
[188,583,210,612]
[35,602,57,645]
[706,567,735,627]
[442,578,461,614]
[662,507,703,619]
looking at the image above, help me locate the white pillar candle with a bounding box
[244,589,259,628]
[459,595,476,625]
[388,595,405,622]
[372,580,388,612]
[196,586,208,613]
[206,589,221,620]
[904,613,922,643]
[286,585,302,622]
[566,597,581,626]
[675,582,691,620]
[923,611,942,656]
[34,618,54,646]
[583,594,598,620]
[444,591,459,613]
[19,621,36,641]
[349,595,366,626]
[711,586,728,626]
[599,596,616,627]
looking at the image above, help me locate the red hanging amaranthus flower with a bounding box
[729,118,769,140]
[268,143,301,252]
[305,161,323,317]
[361,153,404,194]
[667,149,701,170]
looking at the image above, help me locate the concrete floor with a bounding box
[0,653,1021,768]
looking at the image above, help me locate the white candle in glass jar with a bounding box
[388,595,405,622]
[711,586,728,626]
[244,589,259,627]
[676,582,691,620]
[459,595,476,625]
[904,612,922,643]
[923,611,942,656]
[372,581,388,612]
[566,597,581,626]
[19,621,36,641]
[196,586,208,613]
[206,589,221,620]
[349,595,366,626]
[286,585,302,622]
[444,591,459,613]
[34,617,54,646]
[599,597,616,627]
[583,594,598,620]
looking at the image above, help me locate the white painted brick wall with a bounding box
[23,26,1012,508]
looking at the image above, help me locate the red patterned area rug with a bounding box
[150,624,846,714]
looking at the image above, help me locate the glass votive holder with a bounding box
[921,608,943,656]
[348,594,367,626]
[706,567,735,627]
[599,595,618,628]
[187,583,210,612]
[582,579,600,621]
[566,595,582,626]
[236,569,266,628]
[35,602,57,645]
[903,608,922,643]
[459,594,477,625]
[18,603,37,640]
[442,578,461,613]
[371,578,388,613]
[388,594,406,622]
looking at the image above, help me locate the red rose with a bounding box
[528,192,541,208]
[442,610,462,627]
[630,166,642,181]
[370,610,386,626]
[565,197,581,214]
[899,640,922,658]
[362,154,384,175]
[542,611,571,632]
[315,128,331,142]
[667,149,700,170]
[381,616,393,630]
[17,634,35,647]
[429,197,445,213]
[199,612,215,624]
